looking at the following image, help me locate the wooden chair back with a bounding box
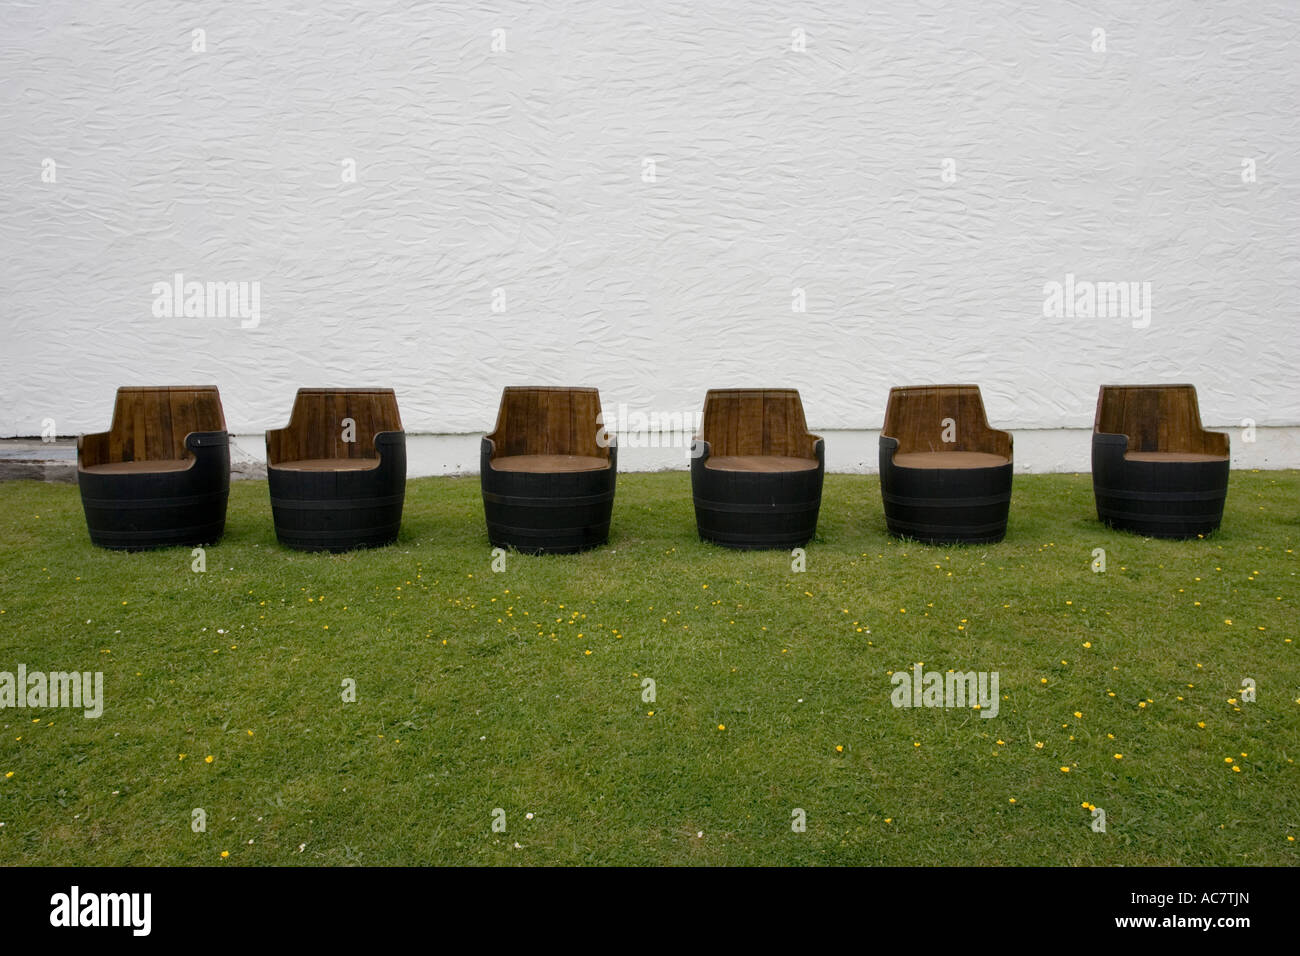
[882,385,1010,457]
[1094,385,1227,455]
[83,386,226,467]
[697,389,818,459]
[267,388,403,465]
[486,387,609,459]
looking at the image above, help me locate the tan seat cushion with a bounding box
[1124,451,1228,463]
[274,457,380,472]
[892,451,1010,469]
[704,455,819,473]
[81,459,192,475]
[491,454,610,474]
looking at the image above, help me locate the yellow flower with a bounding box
[1060,767,1070,773]
[205,755,214,764]
[835,745,843,753]
[1232,765,1242,773]
[717,724,725,731]
[1035,742,1044,749]
[1224,757,1233,763]
[1008,798,1016,804]
[1114,754,1123,760]
[1074,711,1082,719]
[220,851,229,859]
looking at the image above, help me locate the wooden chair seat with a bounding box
[490,454,610,474]
[81,458,195,475]
[691,389,824,549]
[265,389,406,551]
[879,385,1013,544]
[481,387,617,554]
[1093,384,1230,538]
[704,454,819,473]
[77,386,230,549]
[1123,450,1227,463]
[892,450,1010,470]
[273,457,381,472]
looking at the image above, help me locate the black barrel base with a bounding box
[1096,512,1224,540]
[882,520,1007,547]
[78,432,231,551]
[879,446,1012,547]
[485,524,610,556]
[691,450,824,551]
[268,433,406,553]
[696,527,818,551]
[269,507,403,553]
[83,512,228,551]
[480,441,617,556]
[1092,439,1229,540]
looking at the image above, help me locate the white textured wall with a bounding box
[2,1,1297,445]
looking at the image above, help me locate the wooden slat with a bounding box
[1095,385,1222,456]
[266,388,402,466]
[698,388,816,459]
[882,385,1009,458]
[487,387,608,461]
[101,387,225,464]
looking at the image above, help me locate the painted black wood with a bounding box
[690,439,824,549]
[1092,434,1229,538]
[78,432,230,550]
[480,439,617,555]
[268,432,406,552]
[879,437,1012,544]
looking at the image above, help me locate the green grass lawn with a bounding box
[0,471,1296,866]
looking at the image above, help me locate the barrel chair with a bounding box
[265,388,406,552]
[77,386,231,550]
[690,389,824,549]
[879,385,1013,544]
[480,386,617,555]
[1092,384,1230,538]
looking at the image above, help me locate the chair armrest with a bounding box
[984,427,1013,460]
[265,427,291,466]
[185,430,229,452]
[1198,429,1230,457]
[77,431,111,468]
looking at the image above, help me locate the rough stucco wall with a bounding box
[1,0,1297,439]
